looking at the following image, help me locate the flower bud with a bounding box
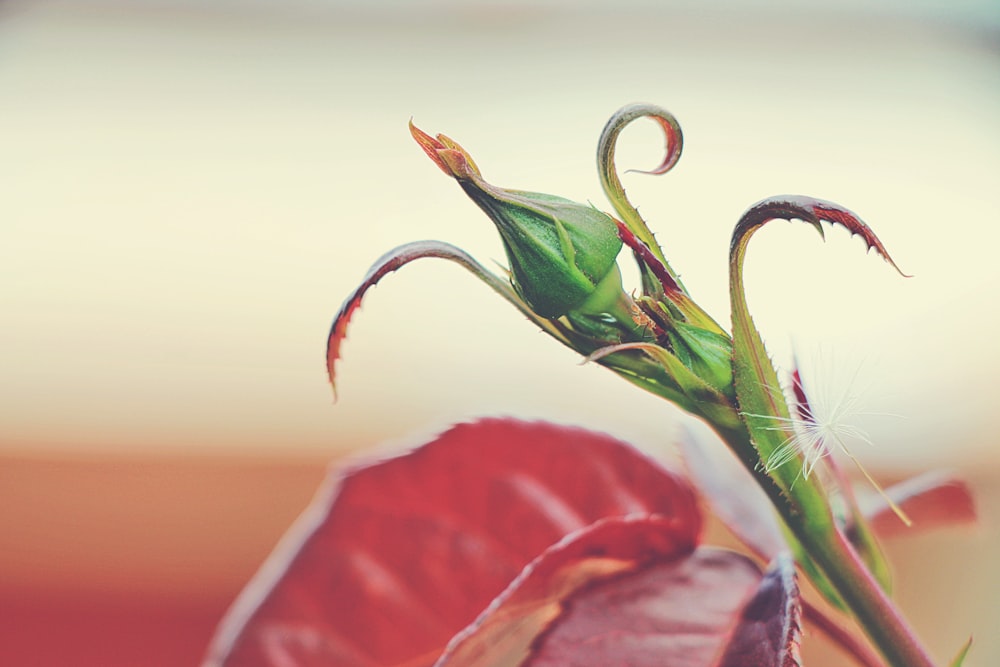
[411,122,624,319]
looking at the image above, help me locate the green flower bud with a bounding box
[411,122,623,319]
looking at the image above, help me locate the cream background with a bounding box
[2,1,998,469]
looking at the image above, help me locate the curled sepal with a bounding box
[326,240,569,399]
[730,196,907,278]
[713,553,801,667]
[615,218,683,298]
[598,103,684,289]
[729,195,904,502]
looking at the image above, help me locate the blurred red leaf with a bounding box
[504,545,763,667]
[436,516,727,667]
[203,418,701,667]
[859,471,977,539]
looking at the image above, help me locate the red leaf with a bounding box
[203,419,701,667]
[521,547,763,667]
[714,553,801,667]
[433,514,763,667]
[437,516,716,666]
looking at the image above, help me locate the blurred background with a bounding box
[1,0,998,664]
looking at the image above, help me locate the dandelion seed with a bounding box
[746,351,912,525]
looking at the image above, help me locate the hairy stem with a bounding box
[716,426,937,667]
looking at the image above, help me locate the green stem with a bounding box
[805,524,936,667]
[716,426,937,667]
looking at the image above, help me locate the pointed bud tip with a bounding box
[409,119,451,175]
[409,120,481,180]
